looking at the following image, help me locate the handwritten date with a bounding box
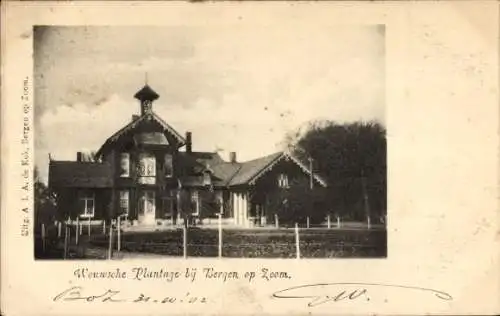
[53,286,208,304]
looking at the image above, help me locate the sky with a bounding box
[34,25,385,183]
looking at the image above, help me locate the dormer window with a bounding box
[119,153,130,177]
[203,171,211,186]
[278,173,289,188]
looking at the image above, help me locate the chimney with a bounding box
[76,152,83,162]
[132,114,140,121]
[186,131,192,153]
[229,152,237,163]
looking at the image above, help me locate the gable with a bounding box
[228,152,327,187]
[96,112,186,157]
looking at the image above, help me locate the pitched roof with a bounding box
[49,161,113,188]
[228,151,328,187]
[181,151,225,166]
[177,151,328,188]
[134,84,159,101]
[96,111,186,156]
[177,151,236,187]
[228,152,282,186]
[211,163,242,186]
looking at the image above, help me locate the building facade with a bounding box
[48,84,327,227]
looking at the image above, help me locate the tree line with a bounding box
[276,120,387,224]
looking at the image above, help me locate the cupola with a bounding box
[134,84,159,115]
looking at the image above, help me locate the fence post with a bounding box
[337,216,341,229]
[75,220,79,245]
[117,217,121,252]
[183,226,187,259]
[275,214,279,229]
[57,221,62,238]
[218,214,222,258]
[327,215,331,229]
[63,226,69,259]
[77,217,82,235]
[295,223,300,259]
[108,224,113,260]
[367,216,371,230]
[41,223,46,253]
[88,216,91,236]
[103,220,106,235]
[306,217,310,229]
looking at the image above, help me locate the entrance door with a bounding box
[138,190,156,224]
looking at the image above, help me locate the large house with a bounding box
[48,84,327,227]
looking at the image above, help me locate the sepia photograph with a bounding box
[33,25,387,260]
[3,2,499,315]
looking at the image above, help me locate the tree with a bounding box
[198,189,222,221]
[286,120,386,222]
[34,166,57,226]
[265,178,328,226]
[177,187,195,228]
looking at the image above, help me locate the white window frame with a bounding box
[138,152,156,184]
[278,173,289,188]
[119,190,130,216]
[119,153,130,177]
[80,192,95,218]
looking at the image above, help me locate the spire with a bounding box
[134,75,159,115]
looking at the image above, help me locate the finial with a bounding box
[145,72,148,85]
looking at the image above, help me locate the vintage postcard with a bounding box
[1,1,499,315]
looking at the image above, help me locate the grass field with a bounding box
[35,223,386,259]
[86,227,387,258]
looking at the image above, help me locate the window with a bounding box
[191,190,200,216]
[142,100,152,113]
[138,152,156,184]
[164,154,173,178]
[119,190,129,215]
[278,173,289,188]
[215,191,224,214]
[162,192,175,217]
[119,153,130,177]
[79,191,95,218]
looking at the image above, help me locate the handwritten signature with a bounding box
[53,286,208,304]
[272,283,453,307]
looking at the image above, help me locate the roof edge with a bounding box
[243,151,328,187]
[96,111,186,157]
